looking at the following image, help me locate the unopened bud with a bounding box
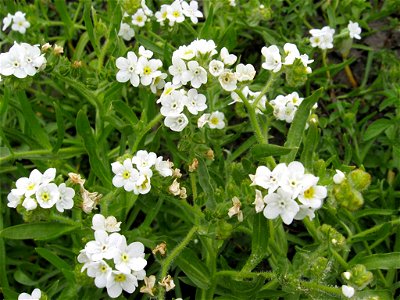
[348,169,371,191]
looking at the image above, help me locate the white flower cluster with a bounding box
[261,43,313,74]
[0,42,46,79]
[111,150,173,194]
[2,11,30,34]
[155,0,203,26]
[197,111,225,129]
[78,214,147,299]
[18,288,42,300]
[270,92,306,123]
[7,168,75,213]
[309,26,335,50]
[309,21,362,50]
[116,46,166,93]
[250,161,327,225]
[231,86,267,114]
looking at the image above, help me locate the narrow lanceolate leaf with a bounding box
[281,88,323,163]
[83,2,100,56]
[17,91,52,149]
[197,157,216,209]
[350,253,400,270]
[363,119,393,141]
[175,248,211,289]
[0,223,79,240]
[54,1,74,38]
[52,101,65,153]
[252,213,270,255]
[76,110,112,188]
[36,248,75,283]
[112,100,139,126]
[251,143,295,160]
[300,119,319,171]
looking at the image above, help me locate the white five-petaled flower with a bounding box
[164,113,189,132]
[261,45,282,72]
[185,88,207,115]
[132,150,157,172]
[132,8,147,27]
[235,63,256,81]
[182,60,207,88]
[18,288,41,300]
[118,23,135,41]
[283,43,300,65]
[297,175,327,209]
[36,183,60,209]
[11,11,30,34]
[2,13,13,31]
[220,47,237,66]
[111,159,140,192]
[209,59,224,77]
[167,1,185,26]
[181,1,203,24]
[107,270,139,298]
[155,156,174,177]
[348,21,361,40]
[116,52,140,86]
[169,56,188,85]
[56,183,75,212]
[137,57,163,86]
[114,235,147,274]
[218,70,237,91]
[85,230,123,262]
[263,188,300,225]
[160,90,187,117]
[133,169,153,195]
[208,111,225,129]
[249,164,287,193]
[86,260,112,288]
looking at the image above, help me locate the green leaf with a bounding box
[197,157,216,209]
[215,276,265,298]
[54,0,74,38]
[14,270,38,286]
[363,119,392,141]
[17,91,51,149]
[300,119,319,171]
[36,248,75,283]
[52,101,65,153]
[356,289,392,300]
[112,100,139,126]
[251,144,295,159]
[252,213,270,255]
[175,248,211,289]
[0,223,79,240]
[83,2,100,56]
[76,110,112,188]
[351,253,400,270]
[281,88,323,163]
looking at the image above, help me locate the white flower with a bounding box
[132,150,157,172]
[137,57,163,86]
[282,43,300,65]
[218,70,237,91]
[132,8,147,27]
[141,0,154,16]
[167,1,185,26]
[235,63,256,81]
[197,113,210,128]
[0,45,27,78]
[18,288,41,300]
[298,176,327,209]
[114,235,147,273]
[309,26,335,49]
[86,260,112,288]
[294,205,316,221]
[169,56,188,85]
[7,190,23,208]
[118,23,135,41]
[261,45,282,72]
[174,45,196,60]
[190,39,217,56]
[159,82,181,102]
[333,169,346,184]
[150,72,167,94]
[11,11,30,34]
[286,92,303,106]
[139,46,153,59]
[116,52,140,86]
[185,88,207,115]
[2,13,13,31]
[181,1,203,24]
[85,230,123,262]
[220,47,237,66]
[133,169,153,195]
[92,214,121,232]
[253,189,265,213]
[56,183,75,212]
[36,183,60,209]
[263,188,300,225]
[182,60,207,88]
[348,21,361,39]
[111,159,140,192]
[208,111,225,129]
[164,113,189,132]
[280,161,307,198]
[155,5,169,25]
[249,164,287,193]
[209,59,224,77]
[160,90,187,117]
[155,156,174,177]
[106,271,138,298]
[341,285,355,298]
[22,197,37,211]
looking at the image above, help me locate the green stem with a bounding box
[216,270,275,280]
[132,113,163,152]
[97,38,110,71]
[240,252,266,273]
[303,217,319,241]
[190,173,198,202]
[252,73,278,108]
[299,280,342,297]
[157,226,198,300]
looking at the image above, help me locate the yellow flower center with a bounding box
[41,192,50,202]
[115,274,126,282]
[143,66,152,75]
[210,117,219,125]
[122,171,130,179]
[304,187,315,199]
[173,11,180,18]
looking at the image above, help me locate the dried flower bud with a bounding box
[53,44,64,55]
[206,149,214,160]
[179,187,187,199]
[172,168,182,178]
[68,172,85,186]
[81,187,102,214]
[168,179,181,196]
[152,242,167,256]
[188,158,199,172]
[159,275,175,292]
[140,275,156,296]
[72,60,82,68]
[41,43,52,52]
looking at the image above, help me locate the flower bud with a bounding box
[318,224,346,249]
[348,169,371,191]
[333,181,364,211]
[349,264,373,290]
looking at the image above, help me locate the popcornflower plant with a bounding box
[0,1,399,300]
